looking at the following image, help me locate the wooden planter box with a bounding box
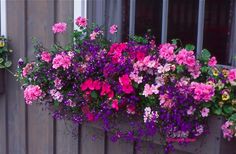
[84,116,236,154]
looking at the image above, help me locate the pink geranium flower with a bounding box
[112,99,119,111]
[159,43,176,62]
[22,62,34,77]
[208,56,217,67]
[119,74,134,94]
[109,24,118,34]
[201,107,210,117]
[75,17,87,27]
[24,85,42,104]
[228,69,236,81]
[80,78,93,91]
[52,53,71,69]
[190,82,215,102]
[41,51,51,63]
[52,22,67,33]
[127,105,135,114]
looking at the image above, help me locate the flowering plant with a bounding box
[16,17,236,152]
[0,36,12,68]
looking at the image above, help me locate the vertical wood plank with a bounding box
[56,120,79,154]
[106,132,134,154]
[6,1,27,154]
[27,1,55,154]
[136,142,164,154]
[54,1,79,154]
[0,91,7,154]
[80,124,105,154]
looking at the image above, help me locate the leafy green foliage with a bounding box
[200,49,211,62]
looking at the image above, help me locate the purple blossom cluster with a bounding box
[16,17,236,153]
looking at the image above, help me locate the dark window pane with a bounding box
[203,0,233,65]
[168,0,199,45]
[135,0,162,43]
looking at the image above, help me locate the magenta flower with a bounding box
[52,53,71,69]
[75,17,87,27]
[24,85,42,104]
[109,24,118,34]
[52,22,67,33]
[112,99,119,111]
[41,51,51,63]
[201,107,210,117]
[208,56,217,67]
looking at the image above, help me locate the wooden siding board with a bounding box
[0,91,7,154]
[54,1,79,154]
[106,132,134,154]
[27,1,55,154]
[80,124,105,154]
[6,1,27,154]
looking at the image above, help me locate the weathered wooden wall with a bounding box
[0,1,235,154]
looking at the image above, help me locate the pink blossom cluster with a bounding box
[221,121,234,141]
[52,22,67,33]
[175,49,202,78]
[130,56,159,84]
[228,69,236,85]
[108,43,127,63]
[201,107,210,117]
[54,78,63,90]
[119,74,134,94]
[22,62,34,77]
[159,43,176,62]
[41,51,51,63]
[208,56,217,67]
[80,78,114,99]
[190,82,215,102]
[24,85,42,104]
[49,89,63,102]
[75,17,87,27]
[90,30,103,40]
[52,52,71,69]
[109,24,118,34]
[159,94,174,109]
[143,107,159,123]
[176,49,196,67]
[195,125,204,136]
[142,84,160,97]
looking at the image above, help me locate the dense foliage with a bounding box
[16,17,236,153]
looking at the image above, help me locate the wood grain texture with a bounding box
[106,132,134,154]
[80,124,105,154]
[6,1,27,154]
[54,1,79,154]
[0,90,7,154]
[2,1,236,154]
[27,1,55,154]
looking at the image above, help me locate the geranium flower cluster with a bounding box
[16,17,236,152]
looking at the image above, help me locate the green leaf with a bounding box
[201,66,209,73]
[91,91,98,99]
[4,61,12,67]
[171,39,178,45]
[229,113,236,121]
[202,103,211,108]
[185,44,195,51]
[0,64,5,68]
[223,105,234,114]
[212,107,222,115]
[133,83,138,88]
[176,65,184,73]
[200,49,211,61]
[0,58,4,63]
[54,100,59,108]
